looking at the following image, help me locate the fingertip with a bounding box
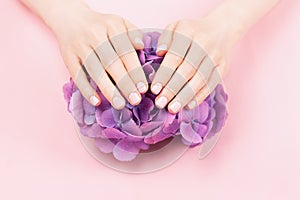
[186,100,197,110]
[129,91,142,106]
[134,37,144,50]
[112,96,126,110]
[137,81,148,94]
[168,101,182,114]
[151,82,162,95]
[156,44,168,56]
[89,94,101,106]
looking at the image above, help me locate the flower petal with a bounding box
[150,32,160,49]
[197,101,209,123]
[62,79,74,107]
[178,108,192,123]
[95,138,115,153]
[102,127,127,139]
[69,90,84,124]
[192,123,208,138]
[113,140,140,161]
[163,119,180,134]
[134,141,149,150]
[97,93,111,111]
[143,35,152,52]
[96,108,115,128]
[180,122,202,144]
[153,109,167,121]
[84,114,96,125]
[121,119,142,136]
[83,98,96,116]
[144,127,173,144]
[112,108,131,124]
[138,50,146,65]
[143,61,155,82]
[80,123,104,138]
[140,121,163,134]
[139,97,154,123]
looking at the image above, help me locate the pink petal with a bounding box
[144,127,173,144]
[102,128,127,139]
[62,79,74,106]
[80,123,104,138]
[134,141,149,150]
[113,140,140,161]
[95,138,115,153]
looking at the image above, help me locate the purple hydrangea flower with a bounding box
[62,32,228,161]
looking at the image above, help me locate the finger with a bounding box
[109,24,148,94]
[151,30,192,95]
[124,19,144,50]
[154,42,207,109]
[94,39,142,106]
[167,56,215,113]
[66,53,101,106]
[186,66,223,110]
[156,23,177,56]
[83,50,126,109]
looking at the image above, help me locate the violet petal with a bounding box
[95,138,115,153]
[163,119,180,134]
[84,114,96,125]
[180,122,202,144]
[197,101,209,123]
[140,121,163,134]
[121,119,142,136]
[96,108,115,128]
[80,123,104,138]
[102,127,127,139]
[144,127,172,144]
[69,90,84,124]
[192,123,208,138]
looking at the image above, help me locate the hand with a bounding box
[151,17,240,114]
[49,2,147,109]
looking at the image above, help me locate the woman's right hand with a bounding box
[47,1,148,109]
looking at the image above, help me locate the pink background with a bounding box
[1,0,299,199]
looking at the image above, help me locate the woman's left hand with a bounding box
[151,16,242,114]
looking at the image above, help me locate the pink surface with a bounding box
[0,0,299,199]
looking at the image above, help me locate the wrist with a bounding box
[41,0,89,36]
[203,3,252,45]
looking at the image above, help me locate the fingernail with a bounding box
[151,83,162,94]
[169,101,182,113]
[113,96,125,109]
[137,82,147,93]
[156,96,168,108]
[156,44,167,52]
[187,100,197,110]
[90,95,100,106]
[129,92,141,105]
[134,38,144,47]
